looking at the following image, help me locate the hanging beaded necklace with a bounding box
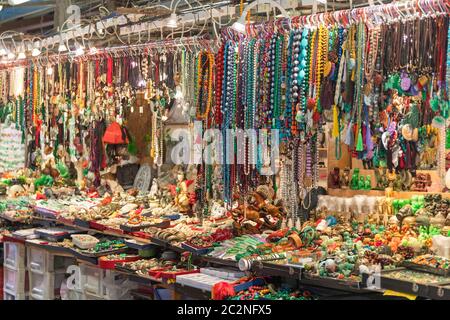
[195,51,214,120]
[354,22,366,153]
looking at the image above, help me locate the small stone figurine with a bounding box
[328,167,341,189]
[351,168,360,190]
[340,167,351,189]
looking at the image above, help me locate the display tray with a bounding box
[120,220,171,233]
[164,214,181,221]
[402,261,450,277]
[73,218,91,229]
[89,221,124,235]
[89,220,108,231]
[26,239,75,256]
[428,283,450,300]
[56,217,75,226]
[251,261,303,278]
[203,256,238,268]
[115,265,163,283]
[361,268,450,298]
[148,268,200,279]
[234,278,266,292]
[98,255,140,269]
[0,212,32,223]
[181,242,213,255]
[34,228,79,242]
[131,231,152,240]
[124,239,155,251]
[303,272,362,290]
[75,246,128,258]
[33,206,60,219]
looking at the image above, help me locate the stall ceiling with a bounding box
[0,0,388,36]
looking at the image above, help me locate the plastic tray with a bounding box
[33,206,60,219]
[56,216,75,226]
[34,228,78,242]
[120,220,171,233]
[148,268,200,279]
[131,231,152,240]
[402,261,450,277]
[98,255,140,270]
[73,219,91,229]
[89,221,108,231]
[124,239,156,251]
[71,234,100,250]
[361,268,443,298]
[181,242,213,255]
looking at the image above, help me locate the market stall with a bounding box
[0,0,450,301]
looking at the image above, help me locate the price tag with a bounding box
[131,107,134,113]
[139,106,143,114]
[383,290,417,300]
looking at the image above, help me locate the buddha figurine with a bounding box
[170,171,194,213]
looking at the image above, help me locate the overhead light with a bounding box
[89,46,98,54]
[7,51,15,60]
[0,48,6,56]
[166,12,178,28]
[232,0,290,34]
[8,0,31,5]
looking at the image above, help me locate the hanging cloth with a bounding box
[102,121,129,145]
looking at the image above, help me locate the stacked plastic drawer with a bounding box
[27,247,73,300]
[80,264,137,300]
[3,242,27,300]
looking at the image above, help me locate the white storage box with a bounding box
[71,234,99,249]
[3,242,25,271]
[29,270,65,300]
[3,267,26,294]
[3,289,27,300]
[80,264,103,297]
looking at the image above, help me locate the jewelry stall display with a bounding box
[0,0,450,301]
